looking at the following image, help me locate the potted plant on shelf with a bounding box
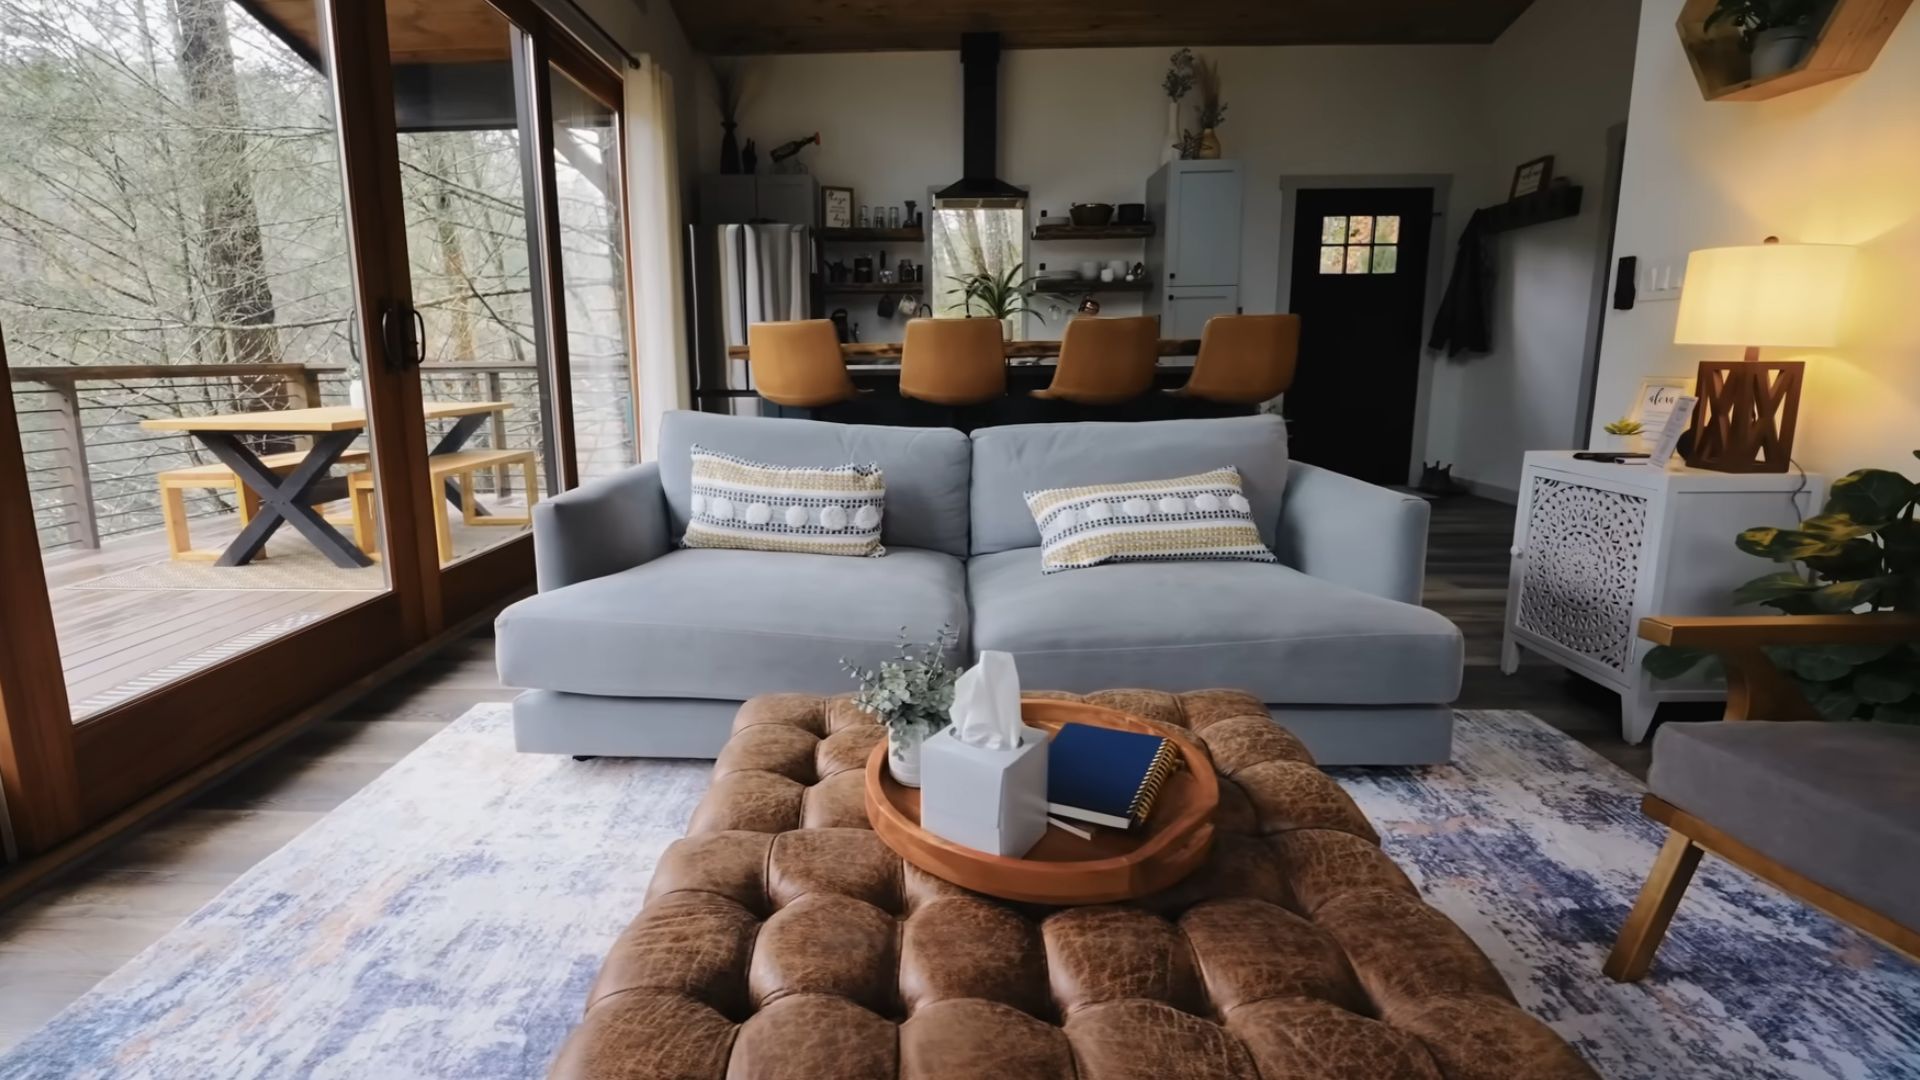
[1645,454,1920,724]
[947,263,1062,325]
[843,627,962,786]
[1704,0,1830,79]
[1603,417,1646,452]
[1192,55,1227,159]
[1160,48,1195,165]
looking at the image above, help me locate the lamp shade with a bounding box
[1673,242,1854,348]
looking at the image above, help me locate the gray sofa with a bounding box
[495,410,1462,764]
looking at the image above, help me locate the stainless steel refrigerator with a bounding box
[686,223,813,416]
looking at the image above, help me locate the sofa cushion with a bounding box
[658,411,970,557]
[1025,466,1275,573]
[682,445,886,557]
[971,415,1288,556]
[966,548,1461,704]
[497,547,969,701]
[1649,720,1920,931]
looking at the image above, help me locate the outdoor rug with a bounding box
[1,706,1914,1079]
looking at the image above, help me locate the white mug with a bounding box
[1078,260,1099,279]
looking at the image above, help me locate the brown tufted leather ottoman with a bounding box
[549,690,1597,1080]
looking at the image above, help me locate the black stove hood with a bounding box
[935,33,1025,203]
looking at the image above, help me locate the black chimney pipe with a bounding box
[936,32,1025,202]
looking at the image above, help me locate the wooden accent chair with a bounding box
[1170,314,1302,404]
[157,450,368,561]
[1604,613,1920,981]
[1031,315,1160,405]
[748,320,858,408]
[898,317,1006,406]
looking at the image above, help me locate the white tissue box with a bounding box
[920,723,1050,858]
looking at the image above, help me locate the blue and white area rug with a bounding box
[1,706,1915,1079]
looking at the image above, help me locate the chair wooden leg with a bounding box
[436,476,457,564]
[235,480,260,526]
[350,482,378,556]
[161,484,192,560]
[460,469,481,527]
[1604,830,1703,982]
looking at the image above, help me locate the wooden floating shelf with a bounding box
[1479,185,1583,234]
[1676,0,1913,102]
[821,281,924,294]
[1032,279,1152,294]
[1033,223,1155,241]
[817,227,924,242]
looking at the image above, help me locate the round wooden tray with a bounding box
[864,698,1218,905]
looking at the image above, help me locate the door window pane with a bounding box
[550,70,635,483]
[1315,212,1401,278]
[1375,215,1401,244]
[1319,216,1347,245]
[1346,216,1374,244]
[1343,246,1371,275]
[1318,246,1346,274]
[1372,245,1399,274]
[0,0,389,719]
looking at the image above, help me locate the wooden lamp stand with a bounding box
[1682,346,1804,474]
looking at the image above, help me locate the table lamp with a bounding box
[1672,237,1854,473]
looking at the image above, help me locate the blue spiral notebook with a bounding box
[1045,722,1180,830]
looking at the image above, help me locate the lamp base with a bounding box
[1681,357,1803,473]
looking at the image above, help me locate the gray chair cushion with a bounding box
[656,410,971,557]
[1650,720,1920,931]
[969,415,1290,556]
[496,547,969,700]
[966,547,1461,704]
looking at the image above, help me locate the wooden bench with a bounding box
[157,449,369,562]
[348,448,538,564]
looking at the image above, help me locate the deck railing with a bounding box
[8,361,551,553]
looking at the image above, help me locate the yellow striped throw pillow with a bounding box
[682,446,886,557]
[1024,467,1276,573]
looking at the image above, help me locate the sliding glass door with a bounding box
[0,0,633,858]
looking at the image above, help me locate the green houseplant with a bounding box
[1645,454,1920,724]
[947,262,1061,325]
[1704,0,1829,76]
[843,627,962,786]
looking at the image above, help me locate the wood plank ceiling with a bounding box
[671,0,1541,54]
[244,0,512,63]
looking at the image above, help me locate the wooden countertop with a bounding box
[725,338,1202,360]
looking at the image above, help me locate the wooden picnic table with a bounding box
[141,401,512,569]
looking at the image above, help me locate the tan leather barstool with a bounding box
[899,317,1006,405]
[747,320,857,408]
[1171,314,1301,404]
[1030,315,1160,405]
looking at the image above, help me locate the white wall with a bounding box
[1594,0,1920,481]
[700,46,1492,346]
[1426,0,1639,498]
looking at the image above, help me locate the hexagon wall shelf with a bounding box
[1677,0,1913,101]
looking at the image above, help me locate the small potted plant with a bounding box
[1705,0,1830,79]
[947,262,1063,327]
[1192,55,1227,159]
[1602,417,1645,452]
[843,627,962,786]
[1160,48,1195,164]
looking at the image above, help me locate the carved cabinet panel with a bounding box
[1514,477,1648,672]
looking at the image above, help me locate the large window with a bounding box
[930,198,1026,335]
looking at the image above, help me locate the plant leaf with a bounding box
[1826,468,1915,525]
[1872,700,1920,725]
[1808,576,1893,613]
[1730,570,1817,606]
[1734,527,1841,562]
[1796,512,1876,543]
[1780,645,1861,682]
[1852,667,1916,704]
[1642,645,1710,679]
[1797,681,1863,722]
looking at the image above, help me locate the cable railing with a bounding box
[6,360,633,554]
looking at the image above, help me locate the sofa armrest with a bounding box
[1274,461,1429,605]
[532,462,671,592]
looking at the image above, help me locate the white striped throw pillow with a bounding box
[1023,467,1276,573]
[682,445,886,557]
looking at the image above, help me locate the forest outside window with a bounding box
[1318,215,1400,275]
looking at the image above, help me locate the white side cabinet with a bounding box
[1145,161,1244,336]
[1501,452,1823,744]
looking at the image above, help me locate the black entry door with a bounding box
[1283,187,1434,486]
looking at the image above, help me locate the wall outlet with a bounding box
[1634,255,1687,302]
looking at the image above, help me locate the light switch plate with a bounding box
[1635,255,1687,303]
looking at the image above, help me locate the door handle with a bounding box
[412,309,427,369]
[380,302,425,372]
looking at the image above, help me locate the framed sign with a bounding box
[1629,375,1693,437]
[822,186,854,229]
[1510,155,1554,200]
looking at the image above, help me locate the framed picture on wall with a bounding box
[1629,375,1693,436]
[1510,155,1554,200]
[822,186,855,229]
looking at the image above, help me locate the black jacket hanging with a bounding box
[1428,208,1495,356]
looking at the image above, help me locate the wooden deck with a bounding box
[42,518,381,721]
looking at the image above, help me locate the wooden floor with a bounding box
[0,494,1651,1050]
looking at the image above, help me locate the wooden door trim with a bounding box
[0,333,84,854]
[515,25,581,494]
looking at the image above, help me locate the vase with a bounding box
[1197,128,1222,160]
[1161,100,1180,164]
[1749,25,1814,79]
[719,120,742,174]
[887,728,923,787]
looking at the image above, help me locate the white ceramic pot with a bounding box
[1161,100,1180,164]
[888,728,923,787]
[1750,25,1814,79]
